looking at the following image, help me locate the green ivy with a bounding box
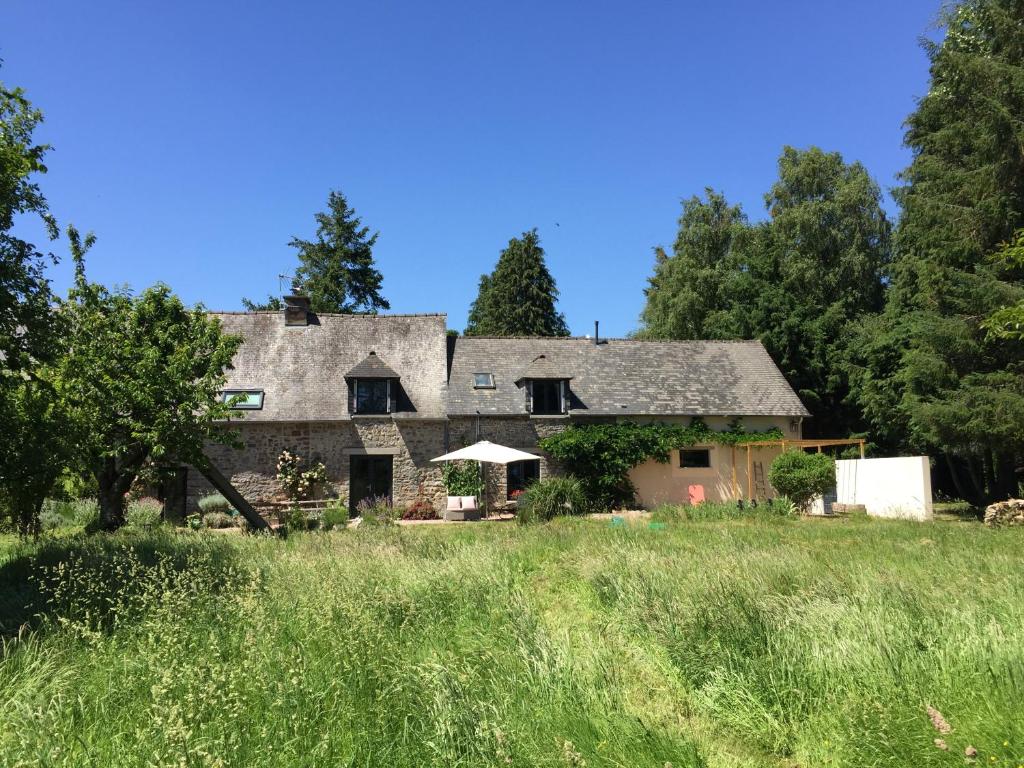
[538,419,783,509]
[441,460,483,497]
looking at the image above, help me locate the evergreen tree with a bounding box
[848,0,1024,504]
[640,147,891,438]
[244,191,389,314]
[464,229,569,336]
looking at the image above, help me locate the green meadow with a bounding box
[1,515,1021,767]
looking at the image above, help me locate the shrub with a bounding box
[39,507,68,531]
[125,497,163,529]
[276,449,328,501]
[401,498,437,520]
[321,500,349,531]
[39,498,99,529]
[356,495,395,527]
[768,451,836,513]
[69,499,100,527]
[280,505,313,532]
[202,511,237,529]
[198,493,232,515]
[441,461,482,497]
[516,476,587,525]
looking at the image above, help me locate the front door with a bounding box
[350,455,393,514]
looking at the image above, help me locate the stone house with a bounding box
[187,298,809,514]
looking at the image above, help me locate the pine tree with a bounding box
[244,191,389,314]
[464,229,569,336]
[848,0,1024,503]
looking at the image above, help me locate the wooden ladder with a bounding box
[753,461,767,499]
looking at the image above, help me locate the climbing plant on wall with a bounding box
[538,419,783,509]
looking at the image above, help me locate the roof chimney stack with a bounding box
[283,294,311,326]
[594,320,600,345]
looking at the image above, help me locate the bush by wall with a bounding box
[767,451,836,513]
[516,476,588,525]
[198,493,233,515]
[321,500,349,531]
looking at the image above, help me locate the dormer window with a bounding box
[515,354,572,416]
[473,373,495,389]
[345,351,401,416]
[528,380,568,415]
[222,389,264,410]
[353,379,391,414]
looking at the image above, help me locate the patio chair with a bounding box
[688,484,706,505]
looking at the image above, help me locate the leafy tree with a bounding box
[244,190,388,313]
[0,76,64,534]
[767,451,836,513]
[640,189,747,339]
[847,0,1024,504]
[465,229,569,336]
[640,147,891,438]
[56,231,244,529]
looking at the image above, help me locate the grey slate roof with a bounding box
[345,351,401,380]
[447,337,810,417]
[516,354,574,383]
[212,312,447,421]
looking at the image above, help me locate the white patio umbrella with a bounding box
[431,440,541,516]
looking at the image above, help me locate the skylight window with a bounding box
[222,390,264,410]
[473,373,495,389]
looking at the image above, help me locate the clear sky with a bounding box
[4,1,939,337]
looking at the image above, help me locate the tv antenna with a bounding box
[277,273,297,294]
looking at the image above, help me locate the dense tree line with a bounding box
[641,0,1024,504]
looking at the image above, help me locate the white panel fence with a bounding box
[834,456,933,521]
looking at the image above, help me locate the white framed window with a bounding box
[223,390,264,410]
[473,372,495,389]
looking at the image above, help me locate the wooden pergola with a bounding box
[728,438,866,501]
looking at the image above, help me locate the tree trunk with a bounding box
[97,458,126,530]
[95,447,149,531]
[944,454,970,506]
[994,450,1018,502]
[965,454,986,506]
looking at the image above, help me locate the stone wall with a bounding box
[187,418,447,515]
[447,415,573,509]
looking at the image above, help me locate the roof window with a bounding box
[473,372,495,389]
[223,389,264,410]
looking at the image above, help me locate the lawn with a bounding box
[0,515,1021,767]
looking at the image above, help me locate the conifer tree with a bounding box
[848,0,1024,503]
[465,229,569,336]
[244,191,389,314]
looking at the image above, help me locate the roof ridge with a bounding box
[456,336,763,343]
[209,311,447,319]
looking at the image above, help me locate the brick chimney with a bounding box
[283,294,311,326]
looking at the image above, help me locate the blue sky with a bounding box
[4,0,938,337]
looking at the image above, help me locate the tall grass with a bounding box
[0,516,1021,767]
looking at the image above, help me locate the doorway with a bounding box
[350,455,393,514]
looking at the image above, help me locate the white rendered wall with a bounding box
[835,456,933,521]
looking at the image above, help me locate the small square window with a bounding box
[473,373,495,389]
[679,448,711,468]
[223,390,264,410]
